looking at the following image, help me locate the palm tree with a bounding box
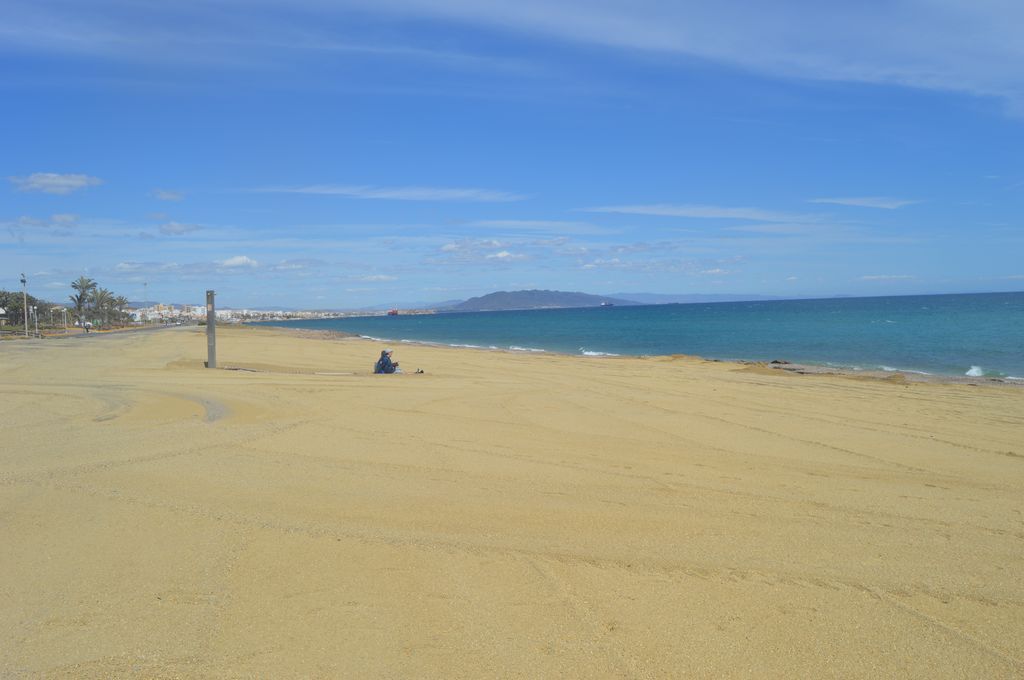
[70,276,97,330]
[90,288,114,328]
[113,295,130,326]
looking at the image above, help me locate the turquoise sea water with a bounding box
[259,292,1024,379]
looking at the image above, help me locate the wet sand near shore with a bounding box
[1,325,1022,677]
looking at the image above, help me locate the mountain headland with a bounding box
[444,289,634,312]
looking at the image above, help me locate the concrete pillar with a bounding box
[206,290,216,368]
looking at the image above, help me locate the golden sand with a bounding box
[2,325,1022,677]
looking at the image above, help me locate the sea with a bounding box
[257,292,1024,380]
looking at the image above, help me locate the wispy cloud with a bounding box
[255,184,524,202]
[584,203,812,222]
[2,213,80,241]
[218,255,259,268]
[0,4,536,79]
[355,274,398,281]
[470,219,611,234]
[8,172,102,194]
[4,1,1023,111]
[337,0,1024,111]
[440,239,506,254]
[809,197,919,209]
[270,259,328,271]
[579,254,734,274]
[485,250,525,260]
[158,221,201,235]
[432,236,520,262]
[723,223,823,235]
[152,189,184,201]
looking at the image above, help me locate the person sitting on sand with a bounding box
[374,348,399,374]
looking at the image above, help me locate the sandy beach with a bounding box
[1,324,1022,678]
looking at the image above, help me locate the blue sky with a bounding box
[2,0,1023,308]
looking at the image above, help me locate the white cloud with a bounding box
[270,259,327,271]
[581,258,622,270]
[809,197,919,209]
[431,238,533,264]
[218,255,259,268]
[51,213,78,224]
[485,250,524,260]
[584,203,811,222]
[153,189,184,201]
[114,260,184,274]
[159,221,201,235]
[9,173,102,194]
[438,239,505,254]
[356,274,398,281]
[579,250,742,273]
[257,184,524,202]
[860,274,916,281]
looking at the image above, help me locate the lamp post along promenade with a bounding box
[20,273,28,338]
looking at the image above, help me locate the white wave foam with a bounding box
[581,349,620,356]
[965,365,985,377]
[880,365,932,375]
[509,346,546,352]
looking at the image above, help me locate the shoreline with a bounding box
[253,323,1024,388]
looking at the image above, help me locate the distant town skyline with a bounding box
[3,1,1023,309]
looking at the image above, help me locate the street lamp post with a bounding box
[20,273,28,338]
[32,306,38,336]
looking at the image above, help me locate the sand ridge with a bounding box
[1,325,1022,677]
